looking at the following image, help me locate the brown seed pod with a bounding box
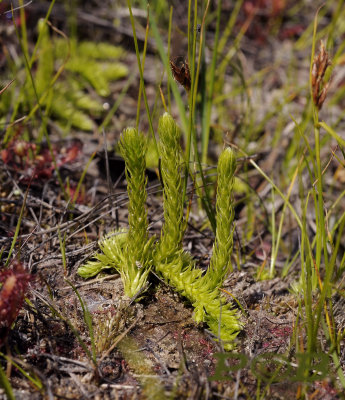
[311,41,332,110]
[170,57,191,92]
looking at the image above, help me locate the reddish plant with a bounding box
[0,262,31,346]
[1,137,82,183]
[65,184,86,205]
[241,0,295,44]
[244,0,286,18]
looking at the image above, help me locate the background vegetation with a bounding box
[1,0,345,398]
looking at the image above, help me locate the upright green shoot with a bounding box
[78,128,155,298]
[117,128,154,297]
[154,114,241,348]
[207,148,236,286]
[135,5,150,129]
[201,0,222,164]
[155,113,186,260]
[66,279,97,367]
[127,0,159,159]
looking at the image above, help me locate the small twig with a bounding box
[69,372,93,399]
[0,79,15,95]
[38,354,93,371]
[313,145,337,187]
[264,316,293,325]
[60,273,120,291]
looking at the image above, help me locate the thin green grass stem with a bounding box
[324,329,345,389]
[308,8,331,348]
[99,73,135,131]
[201,0,221,164]
[330,214,345,279]
[311,102,324,279]
[313,120,331,343]
[0,360,15,400]
[301,192,315,353]
[217,0,243,56]
[187,0,192,66]
[269,188,276,278]
[136,5,150,129]
[127,0,159,159]
[325,0,345,49]
[183,0,198,207]
[216,10,254,83]
[186,0,216,232]
[5,183,29,267]
[237,153,302,230]
[292,115,317,179]
[270,151,304,277]
[1,354,43,391]
[71,151,96,206]
[58,228,67,275]
[146,16,188,135]
[167,6,173,113]
[18,0,29,61]
[281,249,300,278]
[319,121,345,148]
[29,0,57,68]
[65,279,97,366]
[295,4,327,50]
[36,288,97,368]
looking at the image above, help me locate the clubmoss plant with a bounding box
[79,113,241,346]
[155,112,186,261]
[154,113,241,348]
[118,128,155,297]
[78,128,154,298]
[207,148,236,286]
[197,147,240,345]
